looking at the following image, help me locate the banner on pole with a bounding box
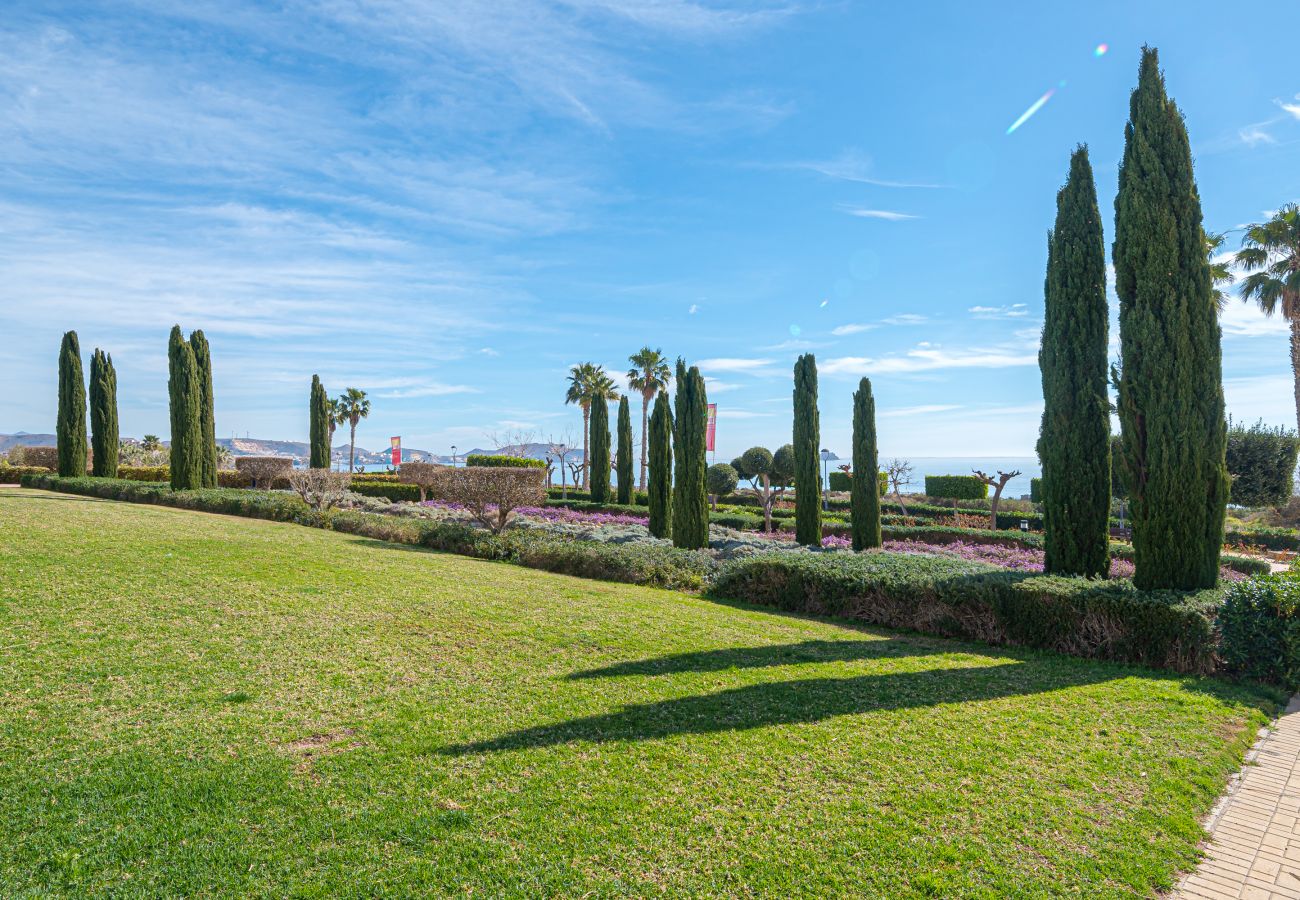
[705,404,717,452]
[390,436,401,467]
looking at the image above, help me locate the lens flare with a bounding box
[1094,43,1108,57]
[1006,88,1055,135]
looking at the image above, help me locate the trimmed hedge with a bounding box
[827,471,888,495]
[924,475,989,501]
[1226,527,1300,553]
[710,553,1221,673]
[1219,575,1300,688]
[1030,477,1043,503]
[0,465,52,484]
[466,454,546,469]
[350,479,423,503]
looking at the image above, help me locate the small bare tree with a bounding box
[484,427,538,455]
[885,458,914,514]
[972,469,1022,531]
[397,461,442,502]
[429,466,546,533]
[288,468,352,511]
[547,430,577,500]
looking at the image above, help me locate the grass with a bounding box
[0,487,1283,897]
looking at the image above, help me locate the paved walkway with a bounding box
[1175,695,1300,899]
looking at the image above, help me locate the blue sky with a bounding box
[3,0,1298,459]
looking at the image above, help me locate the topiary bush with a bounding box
[465,454,547,469]
[429,466,547,533]
[1219,575,1300,688]
[397,461,443,501]
[0,465,52,484]
[11,446,59,470]
[924,475,989,501]
[235,456,294,489]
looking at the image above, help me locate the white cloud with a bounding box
[842,207,920,221]
[780,150,943,189]
[1240,126,1276,147]
[881,313,928,326]
[688,303,699,314]
[1220,300,1291,337]
[716,409,774,419]
[831,323,878,336]
[879,404,961,417]
[1278,98,1300,120]
[375,383,481,399]
[969,303,1030,319]
[478,347,500,356]
[821,344,1039,376]
[1225,374,1296,425]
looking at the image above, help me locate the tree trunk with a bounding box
[989,489,1000,531]
[581,404,590,489]
[761,474,772,533]
[349,422,357,472]
[639,393,650,490]
[1292,317,1300,432]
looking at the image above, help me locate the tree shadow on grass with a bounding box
[566,638,957,680]
[442,661,1122,755]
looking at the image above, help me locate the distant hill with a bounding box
[0,432,55,454]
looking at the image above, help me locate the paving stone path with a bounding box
[1175,695,1300,899]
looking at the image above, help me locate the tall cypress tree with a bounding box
[56,331,87,477]
[850,377,881,551]
[309,375,330,469]
[168,326,203,490]
[648,391,673,538]
[589,396,611,503]
[89,349,119,478]
[1039,146,1111,578]
[672,360,709,549]
[1113,47,1228,590]
[615,395,634,504]
[793,353,821,546]
[190,330,217,487]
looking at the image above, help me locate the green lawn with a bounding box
[0,488,1281,897]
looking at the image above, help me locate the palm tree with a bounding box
[336,387,371,472]
[1205,230,1234,311]
[627,347,671,489]
[1237,204,1300,428]
[565,363,618,488]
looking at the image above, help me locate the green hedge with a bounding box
[1219,575,1300,688]
[0,465,52,484]
[1226,527,1300,552]
[466,454,546,469]
[924,475,989,500]
[1030,477,1043,503]
[827,471,888,494]
[349,480,423,503]
[710,553,1221,674]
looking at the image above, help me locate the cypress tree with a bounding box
[648,391,673,538]
[56,330,87,477]
[168,326,203,490]
[89,349,119,477]
[850,377,881,551]
[1113,47,1228,590]
[589,396,611,503]
[616,395,634,504]
[672,359,709,549]
[309,375,330,469]
[190,330,217,487]
[1038,146,1111,578]
[792,353,821,546]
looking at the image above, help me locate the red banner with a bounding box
[705,404,717,452]
[390,436,401,467]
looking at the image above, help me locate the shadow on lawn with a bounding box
[566,638,957,680]
[442,660,1125,755]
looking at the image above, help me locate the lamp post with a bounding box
[820,449,831,511]
[450,445,457,468]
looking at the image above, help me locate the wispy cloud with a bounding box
[831,323,878,336]
[1240,125,1277,147]
[1278,95,1300,119]
[375,383,481,399]
[777,149,943,188]
[821,343,1039,376]
[879,404,961,417]
[969,303,1030,319]
[841,207,920,221]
